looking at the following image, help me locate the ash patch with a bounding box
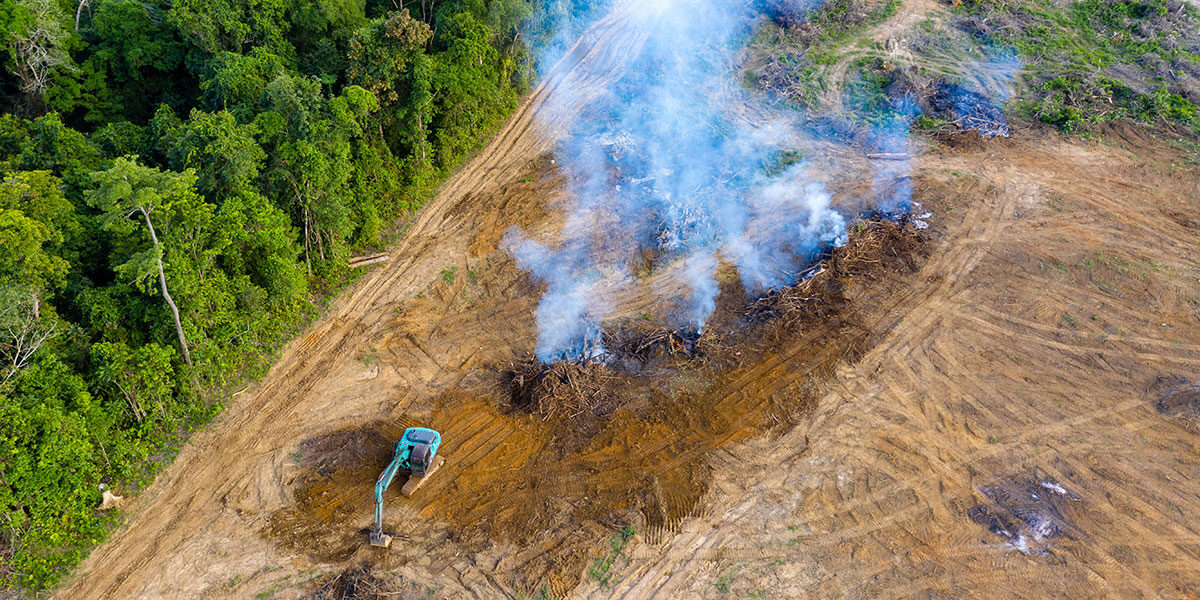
[968,476,1083,556]
[927,82,1009,138]
[1151,375,1200,417]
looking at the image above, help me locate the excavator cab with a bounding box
[402,427,439,477]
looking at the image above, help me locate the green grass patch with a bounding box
[588,525,636,588]
[955,0,1200,134]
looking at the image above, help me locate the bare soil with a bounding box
[58,3,1200,600]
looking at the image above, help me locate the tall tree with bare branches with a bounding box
[5,0,74,107]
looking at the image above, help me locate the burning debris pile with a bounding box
[504,0,851,364]
[504,217,929,425]
[609,327,704,362]
[503,326,707,422]
[748,218,927,328]
[500,0,944,436]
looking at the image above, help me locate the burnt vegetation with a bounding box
[967,474,1084,556]
[503,218,929,429]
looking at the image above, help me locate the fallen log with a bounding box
[866,153,910,161]
[349,253,390,268]
[99,489,123,510]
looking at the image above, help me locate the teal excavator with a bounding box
[368,426,444,548]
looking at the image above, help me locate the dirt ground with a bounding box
[58,3,1200,600]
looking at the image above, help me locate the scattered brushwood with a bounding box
[313,564,416,600]
[608,327,703,363]
[505,360,620,422]
[748,218,927,329]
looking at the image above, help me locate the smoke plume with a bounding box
[506,0,1017,362]
[505,0,849,362]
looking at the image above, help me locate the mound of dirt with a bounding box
[265,424,407,563]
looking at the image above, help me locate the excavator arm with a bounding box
[369,447,406,547]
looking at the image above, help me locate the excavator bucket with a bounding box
[368,529,393,548]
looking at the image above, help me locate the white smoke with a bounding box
[508,0,1017,362]
[505,0,851,361]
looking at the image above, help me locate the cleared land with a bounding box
[60,2,1200,599]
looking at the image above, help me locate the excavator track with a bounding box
[401,455,445,497]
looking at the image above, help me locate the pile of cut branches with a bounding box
[504,360,619,422]
[749,218,926,328]
[313,564,413,600]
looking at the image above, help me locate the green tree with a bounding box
[0,170,78,267]
[87,157,202,366]
[91,341,174,424]
[0,207,64,289]
[0,357,106,588]
[3,0,75,109]
[0,170,76,333]
[259,77,377,272]
[10,112,101,198]
[487,0,534,86]
[346,10,432,108]
[0,286,58,387]
[44,57,121,125]
[158,108,265,200]
[83,0,190,122]
[286,0,365,80]
[398,51,435,181]
[213,190,306,304]
[198,48,286,116]
[169,0,291,55]
[0,171,71,385]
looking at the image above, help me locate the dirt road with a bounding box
[61,2,1200,598]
